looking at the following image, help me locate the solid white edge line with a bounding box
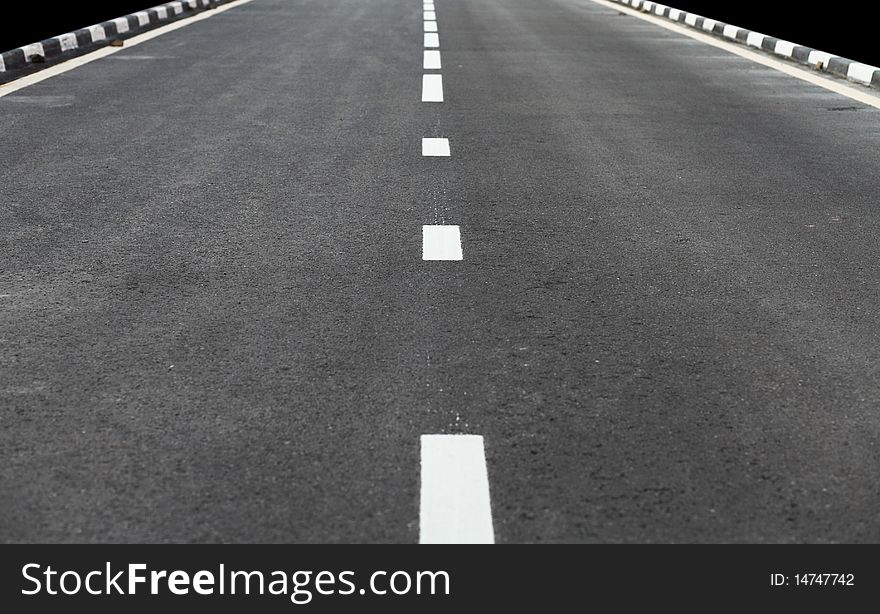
[0,0,257,98]
[591,0,880,110]
[419,434,494,544]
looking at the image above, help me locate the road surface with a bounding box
[2,0,880,543]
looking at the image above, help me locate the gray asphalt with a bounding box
[2,0,880,543]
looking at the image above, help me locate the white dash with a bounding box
[424,32,440,48]
[424,11,436,20]
[424,21,438,32]
[420,435,494,543]
[422,137,450,157]
[422,74,443,102]
[422,225,461,260]
[424,49,441,69]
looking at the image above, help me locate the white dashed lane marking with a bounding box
[422,138,450,157]
[422,74,443,102]
[422,225,462,260]
[419,435,494,544]
[424,21,438,32]
[424,32,439,48]
[423,49,441,69]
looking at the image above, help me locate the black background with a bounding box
[0,1,879,66]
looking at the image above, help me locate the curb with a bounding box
[610,0,880,91]
[0,0,232,83]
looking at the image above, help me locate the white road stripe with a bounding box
[422,137,450,156]
[424,11,436,20]
[0,0,257,97]
[424,32,439,48]
[590,0,880,110]
[424,21,438,32]
[419,435,494,544]
[422,74,443,102]
[423,49,441,69]
[422,225,461,260]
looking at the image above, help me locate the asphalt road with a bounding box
[2,0,880,543]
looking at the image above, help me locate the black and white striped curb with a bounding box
[0,0,231,80]
[611,0,880,90]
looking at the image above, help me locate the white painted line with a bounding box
[422,74,443,102]
[422,225,462,260]
[424,2,435,8]
[424,21,438,32]
[745,32,764,48]
[424,32,439,48]
[424,11,436,20]
[775,40,796,57]
[423,49,441,69]
[419,435,493,544]
[0,0,257,97]
[590,0,880,110]
[422,137,450,156]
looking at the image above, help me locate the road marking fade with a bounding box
[420,435,494,543]
[422,225,462,260]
